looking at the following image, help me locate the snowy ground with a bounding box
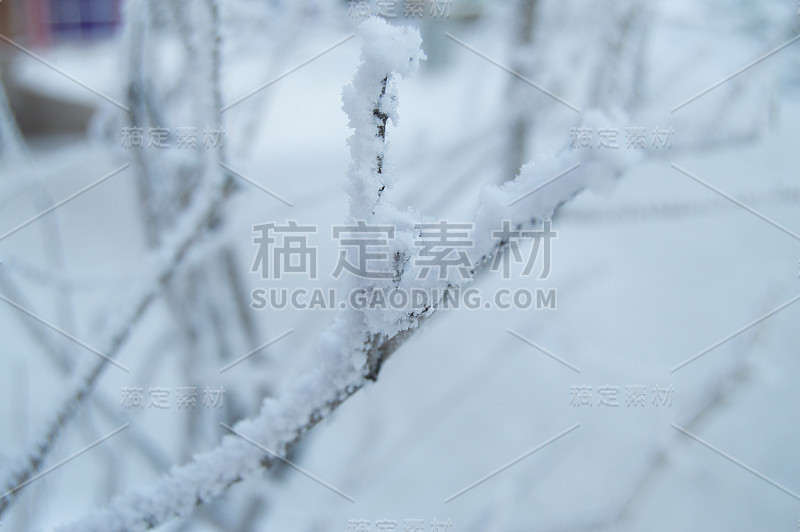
[1,0,799,530]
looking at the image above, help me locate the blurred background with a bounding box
[1,0,799,530]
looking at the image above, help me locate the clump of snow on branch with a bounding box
[348,108,638,341]
[337,17,431,345]
[337,22,638,344]
[471,109,638,260]
[342,17,426,220]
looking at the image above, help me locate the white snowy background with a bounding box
[0,0,799,530]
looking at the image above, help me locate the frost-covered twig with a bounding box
[0,8,237,502]
[123,0,256,485]
[56,18,635,532]
[1,0,252,522]
[125,0,256,364]
[0,273,173,472]
[0,75,79,367]
[0,162,233,519]
[587,0,649,111]
[124,0,166,247]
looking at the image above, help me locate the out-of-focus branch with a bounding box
[0,72,26,163]
[0,273,173,472]
[0,162,234,519]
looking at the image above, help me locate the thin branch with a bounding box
[0,273,173,472]
[0,166,234,519]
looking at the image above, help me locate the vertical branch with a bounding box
[0,72,27,164]
[342,18,425,221]
[0,75,78,366]
[504,0,538,183]
[374,75,388,180]
[204,0,224,142]
[340,18,426,379]
[587,0,648,111]
[125,0,162,247]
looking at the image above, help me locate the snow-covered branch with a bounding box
[56,18,635,532]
